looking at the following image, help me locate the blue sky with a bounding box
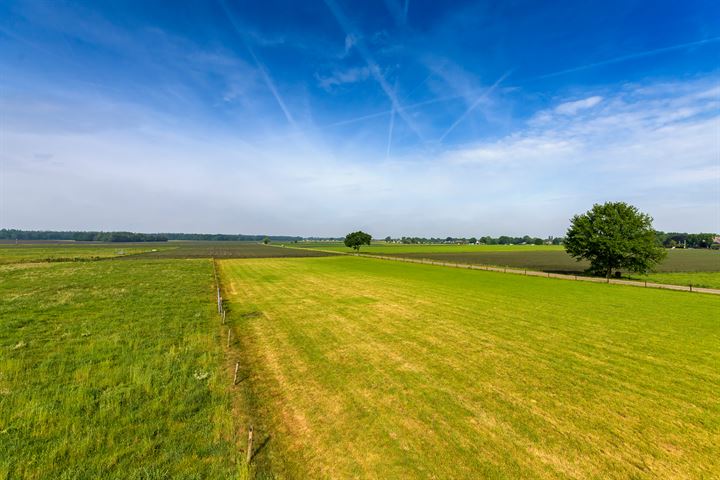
[1,0,718,236]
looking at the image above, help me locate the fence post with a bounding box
[690,284,693,292]
[233,362,240,385]
[246,426,254,464]
[227,328,231,348]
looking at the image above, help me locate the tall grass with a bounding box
[0,259,242,479]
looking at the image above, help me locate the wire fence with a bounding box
[211,258,254,466]
[354,253,720,295]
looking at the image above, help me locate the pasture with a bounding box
[3,242,718,479]
[0,243,172,264]
[130,241,336,259]
[0,259,242,479]
[378,248,720,288]
[219,255,720,479]
[301,242,563,254]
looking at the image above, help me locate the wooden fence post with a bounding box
[227,328,231,348]
[246,426,254,463]
[233,362,240,385]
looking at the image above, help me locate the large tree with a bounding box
[344,231,372,251]
[565,202,666,278]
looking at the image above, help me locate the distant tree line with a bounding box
[655,232,717,249]
[160,233,302,242]
[0,229,168,242]
[385,235,564,245]
[0,230,304,243]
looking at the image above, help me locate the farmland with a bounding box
[0,259,242,479]
[0,243,172,264]
[300,242,563,254]
[381,247,719,272]
[2,242,718,479]
[219,255,720,479]
[298,243,720,288]
[130,241,336,259]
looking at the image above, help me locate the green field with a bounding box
[0,259,243,479]
[298,243,720,289]
[219,256,720,479]
[133,241,336,259]
[352,247,720,286]
[300,242,563,254]
[0,243,172,264]
[629,271,720,289]
[3,243,718,479]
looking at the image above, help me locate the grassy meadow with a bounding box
[3,242,718,479]
[321,245,719,288]
[300,242,563,254]
[219,255,719,479]
[0,259,244,479]
[0,243,173,264]
[134,241,336,259]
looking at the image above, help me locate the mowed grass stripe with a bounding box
[219,256,719,479]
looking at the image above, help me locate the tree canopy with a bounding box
[344,231,372,251]
[564,202,666,278]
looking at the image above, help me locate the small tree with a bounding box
[262,237,270,244]
[565,202,666,278]
[344,231,372,251]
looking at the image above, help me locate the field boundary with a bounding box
[269,245,720,295]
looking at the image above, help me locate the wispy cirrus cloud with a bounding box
[3,75,717,236]
[323,0,425,141]
[316,66,371,90]
[554,95,603,115]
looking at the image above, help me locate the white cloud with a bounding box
[2,76,718,237]
[316,66,371,90]
[554,95,603,115]
[344,34,358,55]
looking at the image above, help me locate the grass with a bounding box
[130,241,336,259]
[0,259,244,479]
[0,244,172,264]
[300,242,563,254]
[219,255,720,479]
[628,271,720,289]
[380,248,720,274]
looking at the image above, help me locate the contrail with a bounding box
[534,36,720,80]
[383,0,408,26]
[324,0,424,141]
[322,92,469,128]
[218,0,296,127]
[245,45,297,126]
[439,70,512,142]
[386,77,399,158]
